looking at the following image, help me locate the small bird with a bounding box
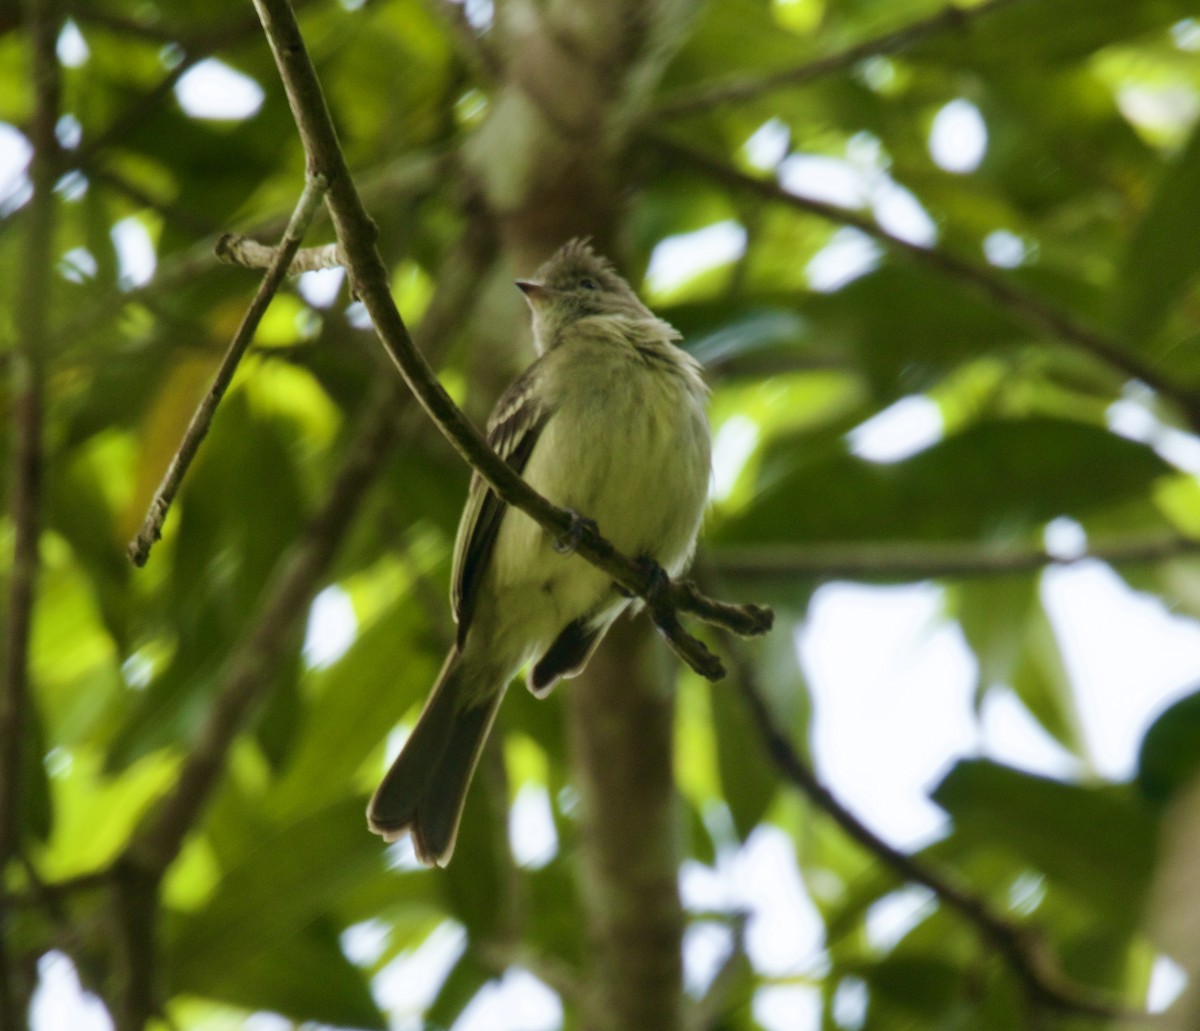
[367,239,711,865]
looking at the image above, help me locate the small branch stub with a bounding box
[215,233,343,274]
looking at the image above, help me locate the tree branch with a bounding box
[1,0,60,1022]
[656,136,1200,433]
[652,0,1030,119]
[251,0,773,682]
[215,232,342,274]
[47,148,450,360]
[720,633,1153,1022]
[127,174,328,567]
[707,533,1200,583]
[125,218,497,877]
[568,618,686,1031]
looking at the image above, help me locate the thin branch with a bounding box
[72,59,196,171]
[111,222,496,1027]
[87,164,222,240]
[47,148,450,359]
[127,174,328,567]
[65,0,320,53]
[652,0,1030,119]
[656,136,1200,433]
[215,232,342,274]
[252,0,773,682]
[126,218,497,878]
[720,634,1152,1022]
[707,533,1200,583]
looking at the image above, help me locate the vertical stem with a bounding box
[0,0,59,1022]
[567,618,685,1031]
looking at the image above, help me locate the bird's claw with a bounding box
[617,556,670,600]
[554,510,598,555]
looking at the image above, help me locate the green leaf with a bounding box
[710,679,777,841]
[424,946,490,1031]
[174,918,385,1029]
[1009,600,1086,754]
[271,591,438,819]
[915,0,1200,67]
[951,574,1037,699]
[1117,119,1200,347]
[720,417,1172,545]
[1136,685,1200,805]
[169,798,387,998]
[932,759,1156,927]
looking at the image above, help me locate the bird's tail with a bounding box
[367,650,504,866]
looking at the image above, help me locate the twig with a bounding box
[656,136,1200,433]
[707,533,1200,582]
[215,232,342,273]
[652,0,1030,119]
[126,174,328,567]
[46,148,450,359]
[720,633,1151,1022]
[252,0,773,681]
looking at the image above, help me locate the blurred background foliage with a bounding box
[5,0,1200,1028]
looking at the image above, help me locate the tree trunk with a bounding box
[567,617,685,1031]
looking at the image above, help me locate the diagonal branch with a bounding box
[125,219,497,879]
[252,0,773,682]
[127,174,328,567]
[652,0,1030,119]
[707,533,1200,583]
[657,136,1200,433]
[719,632,1153,1023]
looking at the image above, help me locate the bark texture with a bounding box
[567,617,685,1031]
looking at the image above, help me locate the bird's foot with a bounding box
[617,555,670,601]
[554,509,598,555]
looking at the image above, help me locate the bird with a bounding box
[367,238,711,865]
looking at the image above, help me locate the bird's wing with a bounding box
[450,365,551,647]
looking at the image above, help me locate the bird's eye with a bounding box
[579,277,598,290]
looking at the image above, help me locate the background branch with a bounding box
[707,533,1200,583]
[658,137,1200,433]
[652,0,1030,119]
[0,0,60,1022]
[719,631,1149,1022]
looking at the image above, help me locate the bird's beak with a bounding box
[515,280,547,305]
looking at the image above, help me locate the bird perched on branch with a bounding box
[367,239,711,865]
